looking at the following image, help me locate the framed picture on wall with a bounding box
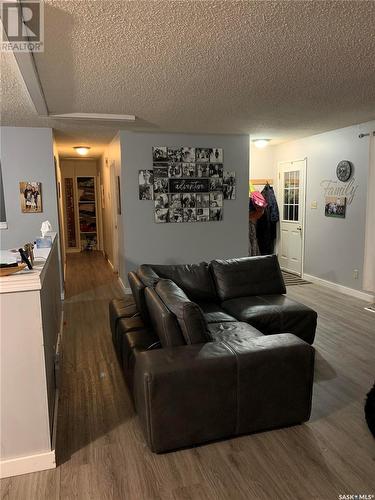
[19,181,42,213]
[325,196,346,218]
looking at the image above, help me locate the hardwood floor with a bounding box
[1,252,374,500]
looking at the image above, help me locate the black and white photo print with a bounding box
[183,208,196,222]
[154,178,169,194]
[169,208,183,223]
[182,193,196,208]
[168,163,183,178]
[155,208,169,223]
[167,147,183,163]
[196,164,209,177]
[210,207,223,221]
[169,193,182,209]
[196,148,211,163]
[210,178,223,191]
[154,193,169,209]
[196,193,210,208]
[196,208,210,222]
[209,148,223,163]
[152,147,168,162]
[209,163,223,177]
[139,170,154,200]
[210,191,223,207]
[223,171,236,200]
[153,166,169,178]
[181,147,196,162]
[182,163,196,177]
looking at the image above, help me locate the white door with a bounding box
[278,159,306,276]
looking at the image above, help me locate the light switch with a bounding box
[311,201,317,209]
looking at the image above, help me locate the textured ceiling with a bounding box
[1,0,375,157]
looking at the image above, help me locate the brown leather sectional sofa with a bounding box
[109,255,317,453]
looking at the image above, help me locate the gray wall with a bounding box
[0,127,59,249]
[273,122,374,291]
[119,131,249,283]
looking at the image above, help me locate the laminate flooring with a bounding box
[1,252,374,500]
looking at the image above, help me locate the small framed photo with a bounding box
[169,208,183,223]
[181,147,195,163]
[153,147,168,162]
[325,196,346,218]
[210,207,223,221]
[182,163,196,177]
[153,166,169,178]
[210,191,223,208]
[210,178,223,191]
[196,208,210,222]
[139,170,154,200]
[209,148,223,163]
[182,193,196,208]
[154,193,169,209]
[209,164,223,177]
[168,163,183,178]
[169,193,182,209]
[196,193,210,208]
[153,178,169,194]
[167,147,183,163]
[19,181,42,213]
[196,148,211,163]
[155,208,169,223]
[223,171,236,200]
[196,164,209,178]
[183,208,196,222]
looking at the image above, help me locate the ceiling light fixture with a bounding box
[253,139,270,149]
[74,146,91,156]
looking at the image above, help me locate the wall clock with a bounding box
[336,160,353,182]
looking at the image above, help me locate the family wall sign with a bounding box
[138,147,236,223]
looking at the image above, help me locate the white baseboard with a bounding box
[107,257,115,272]
[118,277,132,295]
[0,450,55,478]
[303,274,375,302]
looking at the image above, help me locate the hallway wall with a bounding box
[119,131,249,284]
[0,127,59,249]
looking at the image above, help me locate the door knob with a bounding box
[297,226,302,231]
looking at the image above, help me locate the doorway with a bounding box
[277,159,306,276]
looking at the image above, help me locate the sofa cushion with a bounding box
[128,271,152,324]
[198,302,237,323]
[222,295,317,344]
[210,255,286,301]
[156,279,210,345]
[208,321,263,343]
[109,299,137,341]
[145,287,186,347]
[138,262,217,302]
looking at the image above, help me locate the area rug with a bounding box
[282,271,311,286]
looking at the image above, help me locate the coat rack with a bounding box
[250,178,273,186]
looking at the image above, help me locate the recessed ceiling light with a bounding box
[74,146,91,156]
[252,139,270,149]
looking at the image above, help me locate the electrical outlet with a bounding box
[311,201,317,209]
[353,269,359,279]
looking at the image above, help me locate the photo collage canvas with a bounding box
[139,146,236,223]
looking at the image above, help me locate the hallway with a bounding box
[1,253,374,499]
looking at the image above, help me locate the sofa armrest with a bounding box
[133,334,314,452]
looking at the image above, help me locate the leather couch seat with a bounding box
[198,302,237,323]
[208,321,263,342]
[222,295,317,344]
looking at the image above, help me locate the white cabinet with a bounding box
[0,234,62,478]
